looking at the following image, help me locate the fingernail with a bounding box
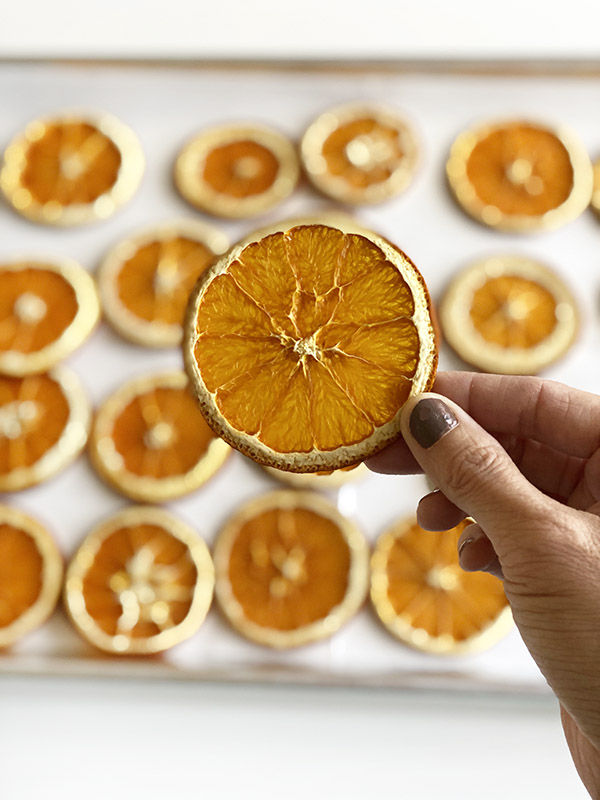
[409,398,458,449]
[458,537,474,559]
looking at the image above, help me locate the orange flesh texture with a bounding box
[20,122,122,205]
[385,521,507,642]
[193,226,423,455]
[110,386,217,478]
[202,140,279,198]
[0,525,43,627]
[0,375,70,471]
[80,524,198,638]
[115,237,214,325]
[465,125,574,215]
[227,507,351,630]
[321,118,405,188]
[0,268,78,353]
[469,275,558,348]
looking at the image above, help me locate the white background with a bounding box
[0,6,598,799]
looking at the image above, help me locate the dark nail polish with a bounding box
[409,398,458,449]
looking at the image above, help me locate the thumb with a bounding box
[399,392,559,572]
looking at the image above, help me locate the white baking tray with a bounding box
[2,60,599,694]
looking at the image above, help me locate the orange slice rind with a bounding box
[89,371,230,503]
[300,103,419,205]
[1,112,144,226]
[64,506,214,655]
[446,119,593,232]
[371,517,512,655]
[0,367,91,492]
[98,220,229,347]
[591,158,600,217]
[174,124,299,218]
[440,255,579,374]
[183,223,437,473]
[213,490,369,648]
[0,259,100,376]
[0,505,63,649]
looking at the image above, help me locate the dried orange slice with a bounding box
[300,103,419,205]
[446,119,593,232]
[174,124,299,218]
[184,223,437,473]
[0,367,91,492]
[440,255,579,374]
[0,260,100,376]
[89,371,230,503]
[264,462,369,490]
[98,220,229,347]
[64,506,214,655]
[1,112,144,226]
[371,518,512,655]
[214,490,369,648]
[0,505,63,648]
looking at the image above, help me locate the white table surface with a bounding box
[0,12,598,799]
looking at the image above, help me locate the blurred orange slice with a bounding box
[264,462,369,490]
[591,158,600,216]
[371,518,512,655]
[1,112,144,226]
[184,223,437,472]
[440,255,579,374]
[300,103,419,205]
[0,260,100,376]
[214,490,369,648]
[64,506,214,655]
[89,371,230,503]
[174,124,299,218]
[446,119,593,231]
[0,367,91,491]
[0,505,63,648]
[98,220,229,347]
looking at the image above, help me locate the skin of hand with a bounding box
[367,372,600,799]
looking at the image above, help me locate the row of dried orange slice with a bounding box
[2,107,600,231]
[0,494,511,656]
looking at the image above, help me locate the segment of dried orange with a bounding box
[174,124,299,218]
[371,518,512,655]
[89,371,230,503]
[0,260,100,376]
[446,119,593,231]
[300,103,419,205]
[1,112,144,226]
[214,490,369,648]
[264,462,369,490]
[440,255,579,374]
[0,505,63,648]
[98,220,229,347]
[184,224,437,473]
[0,367,91,492]
[64,506,214,655]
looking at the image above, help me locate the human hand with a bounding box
[367,372,600,799]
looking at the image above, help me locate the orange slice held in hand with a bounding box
[174,124,299,219]
[0,260,100,376]
[371,518,512,655]
[1,112,144,226]
[0,367,91,492]
[440,255,579,375]
[89,371,230,503]
[184,224,437,473]
[213,490,369,648]
[64,506,214,655]
[300,103,419,205]
[98,220,229,348]
[446,119,593,232]
[0,505,63,649]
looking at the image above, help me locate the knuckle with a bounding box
[442,443,505,502]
